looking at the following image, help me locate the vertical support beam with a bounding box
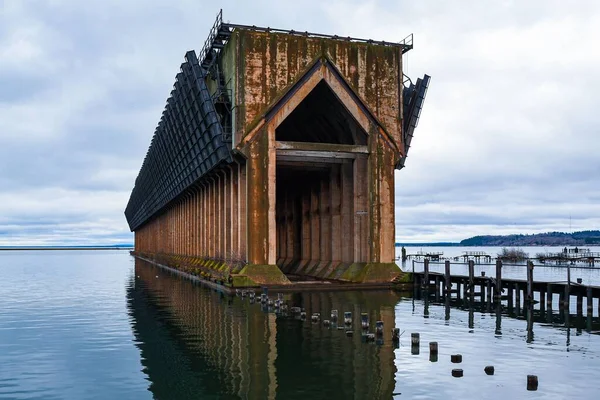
[527,261,534,304]
[310,182,320,268]
[330,165,342,265]
[547,284,553,311]
[217,174,223,260]
[230,165,239,261]
[468,260,474,299]
[285,191,295,266]
[209,179,215,258]
[301,190,311,267]
[369,135,395,263]
[495,259,502,300]
[224,169,231,262]
[246,129,276,265]
[423,259,429,289]
[340,161,354,264]
[319,176,331,267]
[354,156,368,263]
[444,261,451,295]
[587,286,593,316]
[238,162,247,260]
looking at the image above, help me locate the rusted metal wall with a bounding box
[229,30,403,150]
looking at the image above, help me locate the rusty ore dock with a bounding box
[125,11,430,289]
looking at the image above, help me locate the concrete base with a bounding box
[232,264,291,287]
[340,262,404,283]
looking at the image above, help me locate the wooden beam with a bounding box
[276,141,368,154]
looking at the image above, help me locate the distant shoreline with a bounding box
[0,247,134,251]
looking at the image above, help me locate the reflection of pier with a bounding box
[129,258,399,399]
[412,282,600,340]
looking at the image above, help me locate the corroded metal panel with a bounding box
[230,30,403,149]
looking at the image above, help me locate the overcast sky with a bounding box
[1,0,598,245]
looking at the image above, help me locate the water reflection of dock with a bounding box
[129,258,400,399]
[412,285,600,340]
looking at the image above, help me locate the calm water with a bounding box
[1,250,600,399]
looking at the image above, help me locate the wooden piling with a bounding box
[546,284,553,310]
[587,286,593,315]
[423,259,429,289]
[577,293,583,315]
[564,284,570,309]
[445,260,451,295]
[507,282,513,309]
[468,260,474,297]
[452,369,463,378]
[429,342,438,354]
[515,286,521,311]
[527,375,538,391]
[486,279,492,304]
[495,259,502,300]
[526,261,534,303]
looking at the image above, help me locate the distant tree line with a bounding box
[460,230,600,246]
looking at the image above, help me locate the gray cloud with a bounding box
[0,0,598,245]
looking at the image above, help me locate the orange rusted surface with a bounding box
[133,26,407,284]
[231,30,403,150]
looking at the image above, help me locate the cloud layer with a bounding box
[1,0,598,245]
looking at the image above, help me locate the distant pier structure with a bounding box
[125,10,430,287]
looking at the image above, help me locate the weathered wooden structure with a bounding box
[413,260,600,318]
[125,10,430,287]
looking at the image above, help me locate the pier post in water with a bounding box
[526,261,534,304]
[423,259,430,290]
[507,282,513,309]
[515,285,521,312]
[495,259,502,300]
[486,279,492,305]
[587,286,593,316]
[577,292,583,315]
[547,283,553,311]
[445,261,451,295]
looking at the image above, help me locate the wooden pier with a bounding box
[412,260,600,318]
